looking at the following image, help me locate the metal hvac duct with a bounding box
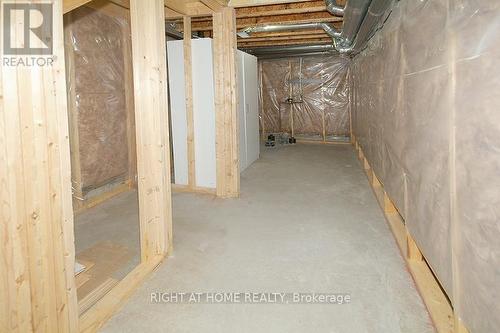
[237,22,341,39]
[335,0,393,53]
[237,0,394,55]
[325,0,345,16]
[241,44,336,56]
[337,0,372,46]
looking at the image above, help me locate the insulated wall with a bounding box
[350,1,500,332]
[260,55,350,141]
[64,7,135,197]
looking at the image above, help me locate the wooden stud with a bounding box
[172,184,217,195]
[63,0,92,13]
[1,1,78,331]
[183,16,197,189]
[213,7,240,198]
[229,0,329,7]
[200,0,225,10]
[236,1,327,18]
[63,13,85,211]
[129,0,173,260]
[120,10,137,189]
[191,13,342,31]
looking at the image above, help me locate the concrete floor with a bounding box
[101,144,434,333]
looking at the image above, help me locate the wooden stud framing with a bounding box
[63,0,92,13]
[213,7,240,198]
[122,12,137,189]
[0,1,78,332]
[63,12,84,209]
[63,4,136,212]
[352,139,470,333]
[183,16,197,189]
[2,0,173,331]
[129,0,172,260]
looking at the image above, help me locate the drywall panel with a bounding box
[192,39,216,188]
[243,52,260,168]
[237,50,260,172]
[237,51,248,171]
[167,40,189,185]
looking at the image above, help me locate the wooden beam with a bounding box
[200,0,225,10]
[1,1,78,332]
[122,12,137,189]
[85,0,130,18]
[229,0,317,7]
[129,0,173,260]
[165,6,183,18]
[192,12,342,31]
[236,1,327,18]
[63,0,92,13]
[183,17,196,189]
[186,2,214,16]
[165,0,188,14]
[213,7,240,198]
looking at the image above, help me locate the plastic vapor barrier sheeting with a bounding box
[260,55,350,141]
[64,7,132,195]
[350,1,500,332]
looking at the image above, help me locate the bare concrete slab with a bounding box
[101,144,434,333]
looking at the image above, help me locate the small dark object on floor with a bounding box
[289,137,296,144]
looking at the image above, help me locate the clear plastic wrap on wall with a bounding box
[350,0,500,332]
[260,55,350,141]
[64,7,132,195]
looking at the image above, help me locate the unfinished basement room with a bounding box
[1,0,499,332]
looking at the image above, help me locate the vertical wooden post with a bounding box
[122,15,137,189]
[183,16,196,189]
[129,0,173,260]
[0,1,78,332]
[213,7,240,198]
[63,13,85,210]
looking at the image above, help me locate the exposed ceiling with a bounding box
[167,0,345,49]
[63,0,344,49]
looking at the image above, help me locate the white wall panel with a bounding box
[167,40,188,185]
[192,39,216,188]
